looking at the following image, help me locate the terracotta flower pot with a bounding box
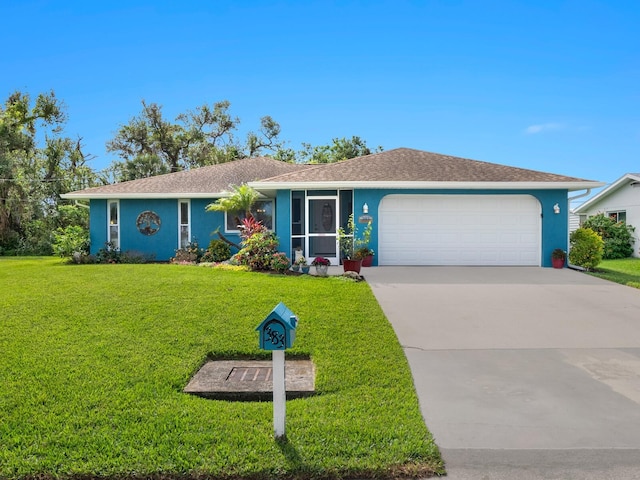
[551,257,565,269]
[361,255,374,267]
[343,259,362,273]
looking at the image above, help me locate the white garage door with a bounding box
[379,195,541,266]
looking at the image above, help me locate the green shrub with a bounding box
[95,243,156,264]
[20,219,54,255]
[270,251,291,273]
[582,213,635,259]
[95,241,121,264]
[235,230,280,271]
[52,225,89,259]
[56,204,89,229]
[201,239,232,262]
[569,227,604,270]
[0,231,20,256]
[170,242,203,264]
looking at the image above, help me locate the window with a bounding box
[607,211,626,223]
[108,200,120,249]
[179,200,191,248]
[225,200,274,231]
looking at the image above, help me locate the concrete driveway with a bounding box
[365,267,640,479]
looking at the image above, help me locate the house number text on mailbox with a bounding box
[263,319,286,349]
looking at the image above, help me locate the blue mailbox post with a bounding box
[256,302,298,440]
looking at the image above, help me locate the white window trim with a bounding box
[224,199,275,233]
[178,199,191,248]
[606,210,626,222]
[107,200,120,249]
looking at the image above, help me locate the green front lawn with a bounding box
[0,258,443,479]
[588,257,640,289]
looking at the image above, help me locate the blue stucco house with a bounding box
[62,148,603,267]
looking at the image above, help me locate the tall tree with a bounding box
[106,100,286,179]
[245,116,284,157]
[0,91,97,254]
[297,136,383,164]
[111,154,170,181]
[106,100,189,174]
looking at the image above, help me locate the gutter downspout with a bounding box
[568,188,592,203]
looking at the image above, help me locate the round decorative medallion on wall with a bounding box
[136,211,161,236]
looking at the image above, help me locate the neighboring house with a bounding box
[62,148,603,267]
[573,173,640,258]
[568,211,581,233]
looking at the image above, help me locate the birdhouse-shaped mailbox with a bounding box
[256,302,298,350]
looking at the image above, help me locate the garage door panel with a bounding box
[379,195,541,266]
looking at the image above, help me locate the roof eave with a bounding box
[249,180,605,191]
[574,173,640,213]
[60,192,233,200]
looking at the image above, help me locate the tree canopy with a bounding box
[0,90,98,254]
[106,100,286,180]
[106,100,383,180]
[297,136,383,164]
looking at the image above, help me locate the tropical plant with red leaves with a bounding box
[238,216,266,240]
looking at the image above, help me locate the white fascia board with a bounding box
[60,190,271,200]
[248,180,605,191]
[60,192,232,200]
[574,174,640,213]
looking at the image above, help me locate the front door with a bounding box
[307,197,339,265]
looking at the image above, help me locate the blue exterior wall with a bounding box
[121,199,177,259]
[354,189,569,268]
[275,189,292,256]
[189,198,241,254]
[92,188,569,267]
[89,198,241,261]
[89,199,107,254]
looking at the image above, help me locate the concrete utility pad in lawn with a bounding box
[366,266,640,480]
[184,359,315,401]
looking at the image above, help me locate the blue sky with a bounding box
[1,0,638,194]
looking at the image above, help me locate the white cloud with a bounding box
[524,123,564,134]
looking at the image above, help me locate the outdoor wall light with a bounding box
[362,203,369,214]
[553,203,560,214]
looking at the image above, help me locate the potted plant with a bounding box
[551,248,566,269]
[337,214,362,273]
[294,256,309,274]
[353,220,374,267]
[354,247,374,267]
[311,256,330,276]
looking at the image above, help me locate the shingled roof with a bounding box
[252,148,600,189]
[63,148,603,200]
[63,157,310,199]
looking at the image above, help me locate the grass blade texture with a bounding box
[0,258,443,479]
